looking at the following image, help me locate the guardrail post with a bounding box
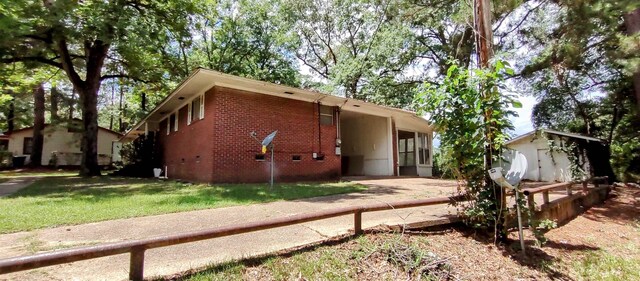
[354,211,363,235]
[527,194,535,212]
[129,247,146,281]
[542,191,549,204]
[566,184,573,195]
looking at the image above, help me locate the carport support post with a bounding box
[130,247,146,281]
[354,211,363,235]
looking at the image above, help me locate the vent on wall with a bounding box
[292,155,301,161]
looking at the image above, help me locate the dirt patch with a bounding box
[172,186,639,281]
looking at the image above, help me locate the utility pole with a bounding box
[475,0,507,242]
[475,0,493,68]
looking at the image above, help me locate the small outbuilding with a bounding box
[4,122,122,166]
[505,129,605,182]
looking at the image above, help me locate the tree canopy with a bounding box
[1,0,639,182]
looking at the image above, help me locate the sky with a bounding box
[511,95,536,136]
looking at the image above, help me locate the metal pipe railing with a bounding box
[0,195,465,280]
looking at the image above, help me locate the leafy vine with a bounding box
[414,60,520,241]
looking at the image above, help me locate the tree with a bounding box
[189,0,301,86]
[30,83,45,167]
[0,0,199,176]
[281,0,420,106]
[518,0,640,181]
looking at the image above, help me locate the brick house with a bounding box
[122,69,433,183]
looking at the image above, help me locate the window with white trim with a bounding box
[199,94,205,119]
[174,112,179,131]
[319,105,333,125]
[188,95,203,125]
[418,133,430,165]
[187,103,192,125]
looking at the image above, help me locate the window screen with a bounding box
[418,133,430,165]
[319,105,333,125]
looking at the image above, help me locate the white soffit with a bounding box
[124,68,430,139]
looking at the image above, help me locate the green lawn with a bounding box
[0,176,366,234]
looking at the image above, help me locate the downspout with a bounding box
[317,102,322,155]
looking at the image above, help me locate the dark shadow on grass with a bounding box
[7,176,369,207]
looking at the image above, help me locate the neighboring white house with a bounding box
[505,129,603,182]
[5,123,122,166]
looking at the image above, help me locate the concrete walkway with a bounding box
[0,177,39,197]
[0,178,465,280]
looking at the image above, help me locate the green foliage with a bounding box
[431,147,454,179]
[281,0,420,107]
[0,150,12,169]
[186,0,300,87]
[414,60,519,233]
[519,0,640,182]
[117,132,162,177]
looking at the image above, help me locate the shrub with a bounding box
[112,132,162,177]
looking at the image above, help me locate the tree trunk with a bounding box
[50,86,60,123]
[69,88,76,120]
[109,83,114,130]
[624,8,640,115]
[79,83,101,176]
[31,83,46,167]
[119,79,124,132]
[7,90,15,133]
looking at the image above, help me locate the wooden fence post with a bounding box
[354,211,362,235]
[527,194,535,213]
[542,191,549,204]
[129,247,146,281]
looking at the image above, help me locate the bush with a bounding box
[0,150,12,169]
[112,132,162,177]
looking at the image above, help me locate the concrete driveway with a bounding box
[0,177,463,280]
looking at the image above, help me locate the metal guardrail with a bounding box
[521,176,609,211]
[0,195,466,280]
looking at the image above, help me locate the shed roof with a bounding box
[506,128,604,145]
[4,123,122,137]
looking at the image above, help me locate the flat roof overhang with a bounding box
[122,68,432,141]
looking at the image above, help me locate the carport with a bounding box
[339,110,394,176]
[337,103,434,178]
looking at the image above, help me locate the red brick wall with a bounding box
[158,92,216,182]
[158,86,341,183]
[209,86,340,183]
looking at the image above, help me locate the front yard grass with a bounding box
[0,176,366,234]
